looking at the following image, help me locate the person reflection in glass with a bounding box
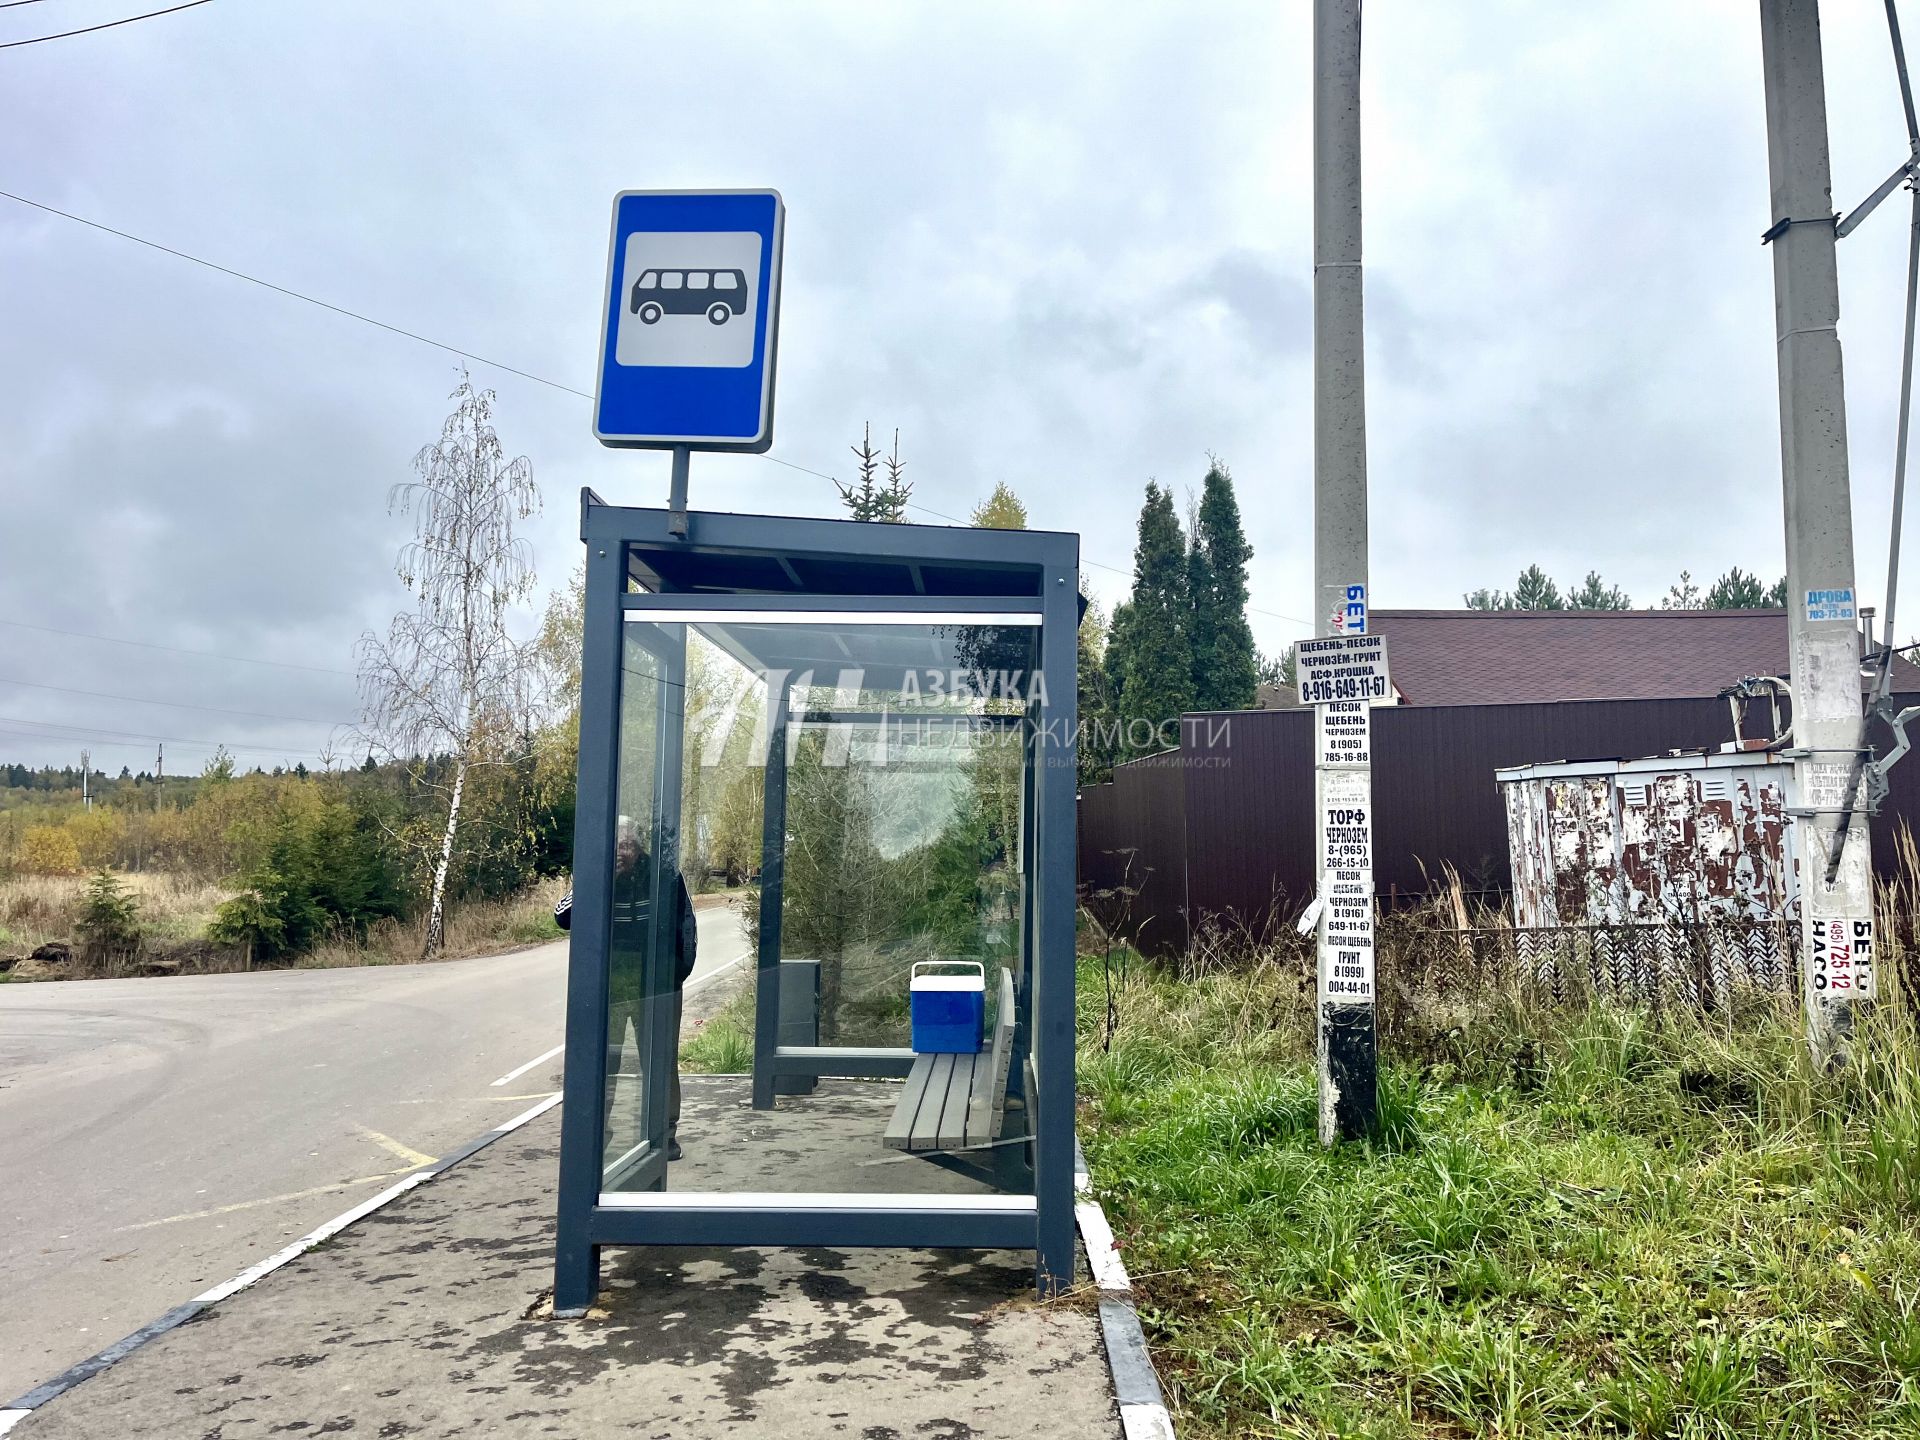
[555,815,698,1160]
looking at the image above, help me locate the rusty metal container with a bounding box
[1497,751,1798,927]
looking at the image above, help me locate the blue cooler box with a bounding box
[909,961,986,1053]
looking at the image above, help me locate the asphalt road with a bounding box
[0,905,750,1401]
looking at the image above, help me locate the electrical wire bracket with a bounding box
[1762,212,1839,244]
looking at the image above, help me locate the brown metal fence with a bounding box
[1078,695,1920,958]
[1427,920,1798,1009]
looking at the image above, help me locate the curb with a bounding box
[1074,1140,1176,1440]
[0,1093,562,1435]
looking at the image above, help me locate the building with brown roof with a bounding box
[1368,607,1920,707]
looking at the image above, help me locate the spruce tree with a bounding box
[836,423,913,522]
[1114,482,1193,754]
[1189,461,1257,710]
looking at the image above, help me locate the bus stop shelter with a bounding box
[553,491,1081,1312]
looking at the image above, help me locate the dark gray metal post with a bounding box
[1032,560,1080,1295]
[553,497,627,1316]
[667,445,691,538]
[750,681,791,1110]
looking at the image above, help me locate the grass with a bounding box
[1077,939,1920,1439]
[681,971,757,1073]
[0,871,233,953]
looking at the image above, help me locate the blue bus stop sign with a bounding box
[593,190,785,451]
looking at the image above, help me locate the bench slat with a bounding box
[937,1052,977,1150]
[911,1052,956,1150]
[882,1054,937,1150]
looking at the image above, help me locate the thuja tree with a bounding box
[358,378,540,958]
[1189,461,1257,711]
[1109,482,1192,755]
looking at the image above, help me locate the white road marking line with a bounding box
[117,1171,412,1232]
[6,1090,569,1423]
[187,1096,559,1307]
[490,1043,564,1087]
[685,950,750,996]
[191,1173,434,1305]
[498,1092,563,1131]
[354,1125,436,1168]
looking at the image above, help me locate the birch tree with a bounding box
[358,378,539,957]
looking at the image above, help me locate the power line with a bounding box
[0,188,592,399]
[0,0,211,49]
[0,188,1316,632]
[0,718,332,760]
[0,675,351,726]
[0,715,333,760]
[0,617,359,677]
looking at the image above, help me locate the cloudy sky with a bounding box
[2,1,1918,773]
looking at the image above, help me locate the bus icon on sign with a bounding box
[631,268,749,326]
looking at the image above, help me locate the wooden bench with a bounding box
[883,967,1017,1155]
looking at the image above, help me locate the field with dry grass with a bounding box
[0,872,234,954]
[0,871,566,980]
[293,875,568,969]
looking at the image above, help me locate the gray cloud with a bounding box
[1,1,1917,770]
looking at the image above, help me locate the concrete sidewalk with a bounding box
[10,1087,1122,1439]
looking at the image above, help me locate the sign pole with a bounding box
[668,444,691,537]
[1312,0,1377,1141]
[1758,0,1876,1064]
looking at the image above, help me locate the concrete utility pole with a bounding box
[1759,0,1878,1064]
[1313,0,1378,1141]
[80,749,90,810]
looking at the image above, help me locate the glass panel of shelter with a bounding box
[601,610,1039,1200]
[601,621,686,1190]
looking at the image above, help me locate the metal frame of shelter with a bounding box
[553,489,1081,1311]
